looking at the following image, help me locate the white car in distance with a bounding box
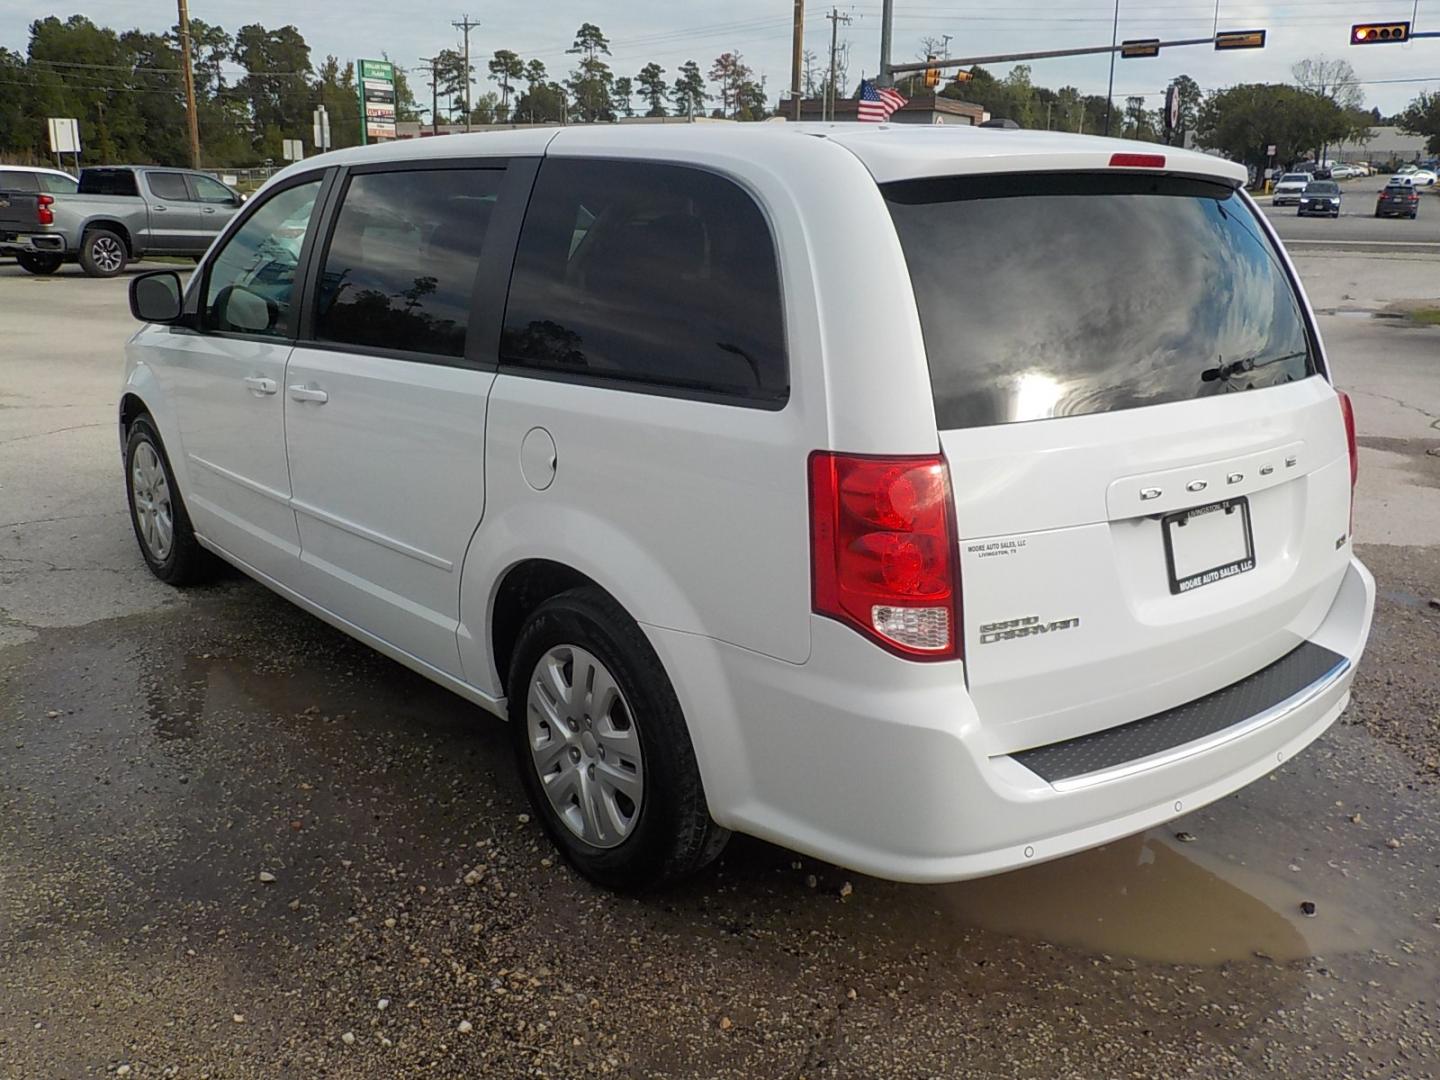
[119,126,1374,889]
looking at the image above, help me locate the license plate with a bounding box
[1162,498,1255,594]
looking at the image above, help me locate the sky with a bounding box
[4,0,1438,115]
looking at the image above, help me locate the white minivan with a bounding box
[121,125,1373,890]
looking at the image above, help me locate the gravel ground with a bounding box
[1,571,1438,1079]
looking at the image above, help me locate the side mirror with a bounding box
[129,270,183,324]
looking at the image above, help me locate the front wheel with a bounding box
[124,414,218,585]
[16,252,63,275]
[79,229,127,278]
[508,587,728,890]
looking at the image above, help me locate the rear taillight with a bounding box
[809,452,960,659]
[37,194,54,226]
[1337,390,1357,531]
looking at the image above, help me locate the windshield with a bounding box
[1281,174,1309,183]
[884,172,1316,430]
[1305,182,1339,194]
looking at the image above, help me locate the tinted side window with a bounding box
[38,173,78,194]
[78,170,139,196]
[2,172,39,192]
[147,173,191,201]
[502,159,788,405]
[314,168,501,359]
[203,179,322,338]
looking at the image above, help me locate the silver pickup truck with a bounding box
[0,165,242,278]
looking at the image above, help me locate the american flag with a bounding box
[857,79,907,123]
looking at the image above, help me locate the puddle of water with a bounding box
[926,832,1380,965]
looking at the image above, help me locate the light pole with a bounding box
[1103,0,1120,136]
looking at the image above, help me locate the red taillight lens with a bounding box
[37,194,54,226]
[1337,390,1357,532]
[1109,152,1166,169]
[809,452,960,659]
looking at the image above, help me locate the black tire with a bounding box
[16,252,63,275]
[123,414,219,586]
[79,228,127,278]
[507,586,728,890]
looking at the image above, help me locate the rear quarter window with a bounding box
[1,172,39,192]
[79,170,139,197]
[501,158,788,407]
[885,172,1316,430]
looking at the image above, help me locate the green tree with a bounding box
[568,23,610,62]
[736,79,769,121]
[636,62,667,117]
[523,58,548,88]
[566,24,613,121]
[514,80,565,124]
[672,60,707,118]
[1398,91,1440,154]
[708,52,752,118]
[1197,83,1350,172]
[388,54,422,122]
[611,76,634,118]
[314,55,361,150]
[231,23,314,155]
[469,91,500,125]
[1168,74,1202,144]
[432,48,472,121]
[488,49,523,119]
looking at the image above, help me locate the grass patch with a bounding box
[1410,308,1440,326]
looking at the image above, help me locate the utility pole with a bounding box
[878,0,894,86]
[420,55,440,135]
[790,0,805,120]
[452,14,479,132]
[826,8,851,121]
[1103,0,1120,136]
[176,0,201,168]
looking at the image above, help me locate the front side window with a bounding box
[203,179,322,337]
[147,173,191,201]
[191,175,236,204]
[885,173,1315,430]
[501,159,788,405]
[313,168,501,359]
[38,173,78,194]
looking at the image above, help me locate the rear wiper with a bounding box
[1202,350,1308,383]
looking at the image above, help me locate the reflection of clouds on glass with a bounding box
[889,179,1312,429]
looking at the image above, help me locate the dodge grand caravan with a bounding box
[120,125,1374,890]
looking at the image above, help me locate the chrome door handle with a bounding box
[202,207,216,214]
[288,384,329,404]
[153,205,167,212]
[243,376,277,395]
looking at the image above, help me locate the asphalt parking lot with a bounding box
[2,244,1439,1078]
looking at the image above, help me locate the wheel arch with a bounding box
[82,217,134,255]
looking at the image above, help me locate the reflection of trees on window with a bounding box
[321,274,462,355]
[501,321,586,368]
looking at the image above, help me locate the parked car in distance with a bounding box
[0,164,79,274]
[1298,180,1342,218]
[1272,172,1311,205]
[119,126,1374,890]
[1328,164,1363,180]
[1406,168,1438,186]
[1376,178,1421,218]
[2,165,242,277]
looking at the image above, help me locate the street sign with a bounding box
[357,58,398,143]
[1350,22,1409,44]
[1121,39,1162,59]
[1266,144,1277,156]
[1214,29,1266,50]
[282,138,305,162]
[47,117,81,154]
[1164,85,1180,141]
[312,106,332,151]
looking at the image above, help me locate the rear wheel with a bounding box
[16,252,62,275]
[508,587,728,890]
[79,229,127,278]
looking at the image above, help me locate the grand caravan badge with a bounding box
[978,614,1081,645]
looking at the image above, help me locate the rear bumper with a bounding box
[648,556,1374,883]
[0,232,67,255]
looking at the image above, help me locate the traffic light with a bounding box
[1120,39,1161,59]
[1351,22,1410,44]
[951,68,974,85]
[924,56,940,88]
[1214,29,1267,50]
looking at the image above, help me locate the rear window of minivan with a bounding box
[884,173,1315,430]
